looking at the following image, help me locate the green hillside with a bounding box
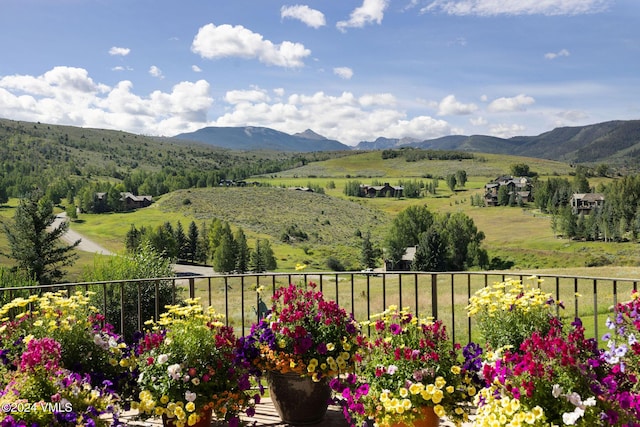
[254,150,575,179]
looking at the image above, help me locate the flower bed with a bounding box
[0,291,135,426]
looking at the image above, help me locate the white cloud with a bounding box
[422,0,611,16]
[108,46,130,56]
[0,67,213,136]
[0,66,455,145]
[488,94,535,112]
[333,67,354,79]
[149,66,164,79]
[556,110,589,122]
[489,123,526,138]
[192,65,202,72]
[545,49,570,60]
[437,94,478,115]
[281,5,326,28]
[470,116,487,126]
[214,90,450,145]
[359,93,396,107]
[337,0,389,32]
[224,88,270,104]
[191,23,310,68]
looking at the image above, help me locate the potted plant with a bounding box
[239,276,361,424]
[466,277,563,351]
[474,314,640,426]
[331,306,483,427]
[0,291,135,426]
[133,299,256,427]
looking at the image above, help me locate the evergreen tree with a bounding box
[207,218,224,261]
[360,232,379,269]
[173,221,188,261]
[146,222,177,259]
[455,170,467,188]
[498,185,510,206]
[212,225,236,273]
[411,229,447,272]
[234,228,250,273]
[196,221,209,264]
[125,224,144,252]
[0,185,8,205]
[446,174,457,192]
[1,190,80,284]
[250,240,266,273]
[186,221,199,263]
[262,239,277,271]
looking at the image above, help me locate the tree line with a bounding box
[535,169,640,242]
[125,218,277,273]
[383,205,488,271]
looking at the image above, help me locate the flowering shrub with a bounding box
[132,299,256,427]
[0,291,136,399]
[467,277,562,350]
[0,336,120,426]
[477,316,640,426]
[599,290,640,423]
[332,306,483,427]
[240,280,361,382]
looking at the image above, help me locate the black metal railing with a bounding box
[1,271,638,344]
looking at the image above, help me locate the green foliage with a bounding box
[455,169,467,187]
[385,205,487,271]
[467,278,561,350]
[82,244,177,340]
[510,163,537,177]
[250,239,277,272]
[411,228,447,271]
[445,174,457,192]
[212,227,236,273]
[360,232,381,269]
[0,267,37,303]
[343,180,363,197]
[1,190,79,284]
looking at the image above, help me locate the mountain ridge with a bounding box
[172,120,640,166]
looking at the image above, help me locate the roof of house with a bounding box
[402,246,417,261]
[572,193,605,202]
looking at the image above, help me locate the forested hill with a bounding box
[355,120,640,169]
[0,118,350,199]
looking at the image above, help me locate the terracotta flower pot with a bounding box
[391,406,440,427]
[162,407,213,427]
[266,370,332,425]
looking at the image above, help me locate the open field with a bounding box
[1,150,638,282]
[79,270,637,347]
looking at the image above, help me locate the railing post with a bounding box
[120,283,125,336]
[593,279,598,342]
[189,277,195,299]
[431,274,438,319]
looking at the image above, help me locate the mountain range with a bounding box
[174,119,640,166]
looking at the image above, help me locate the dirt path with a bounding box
[53,213,114,255]
[55,213,215,275]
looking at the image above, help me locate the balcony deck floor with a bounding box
[120,401,471,426]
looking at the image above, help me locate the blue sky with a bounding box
[0,0,637,146]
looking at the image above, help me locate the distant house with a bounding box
[384,246,416,271]
[361,182,404,198]
[94,192,153,212]
[571,193,605,215]
[484,176,531,206]
[121,192,153,210]
[219,179,249,187]
[288,186,314,192]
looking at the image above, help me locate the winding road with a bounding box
[55,213,214,275]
